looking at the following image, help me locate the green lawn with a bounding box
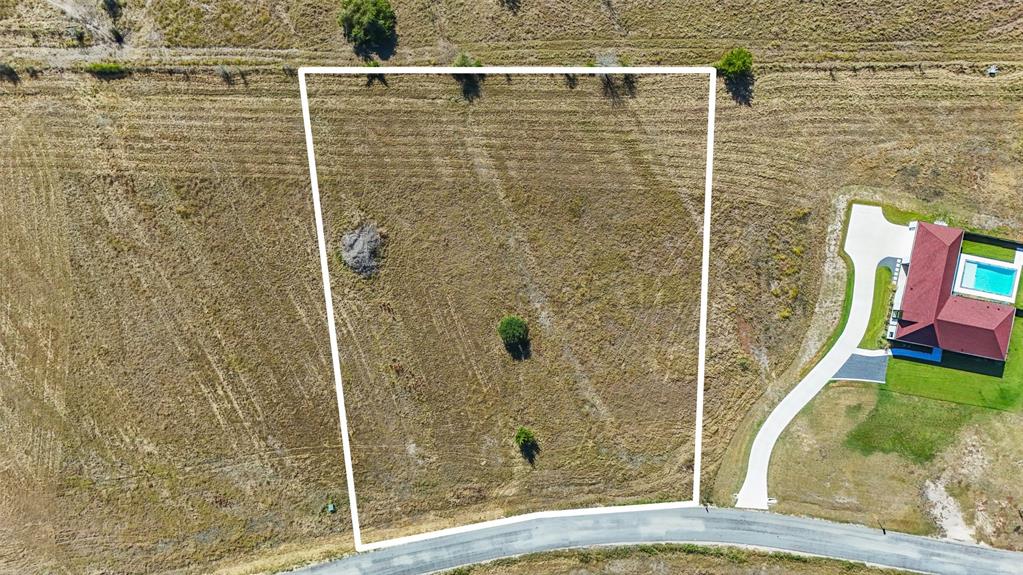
[881,204,930,226]
[845,390,977,464]
[883,318,1023,411]
[1017,273,1023,308]
[858,265,894,349]
[960,239,1017,263]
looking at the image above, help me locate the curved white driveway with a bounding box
[736,204,913,509]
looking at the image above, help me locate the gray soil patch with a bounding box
[340,223,383,278]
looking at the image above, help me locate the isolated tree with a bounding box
[716,47,755,105]
[497,315,528,345]
[514,426,540,465]
[497,314,530,359]
[337,0,396,48]
[715,47,753,78]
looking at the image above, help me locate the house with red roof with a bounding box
[889,222,1017,361]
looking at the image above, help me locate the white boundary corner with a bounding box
[298,66,717,552]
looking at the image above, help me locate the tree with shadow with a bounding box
[716,47,755,106]
[338,0,398,59]
[452,52,485,102]
[497,314,530,360]
[514,426,540,466]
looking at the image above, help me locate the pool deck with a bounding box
[952,249,1023,305]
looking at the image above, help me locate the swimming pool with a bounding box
[960,260,1017,297]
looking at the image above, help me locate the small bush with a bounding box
[452,52,482,67]
[85,61,129,78]
[715,47,753,78]
[451,52,484,100]
[497,315,528,346]
[514,426,540,465]
[514,426,536,448]
[337,0,396,48]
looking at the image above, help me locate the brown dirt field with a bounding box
[307,72,705,540]
[434,544,905,575]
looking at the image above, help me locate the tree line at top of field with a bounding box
[336,0,755,104]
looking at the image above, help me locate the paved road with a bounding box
[291,507,1022,575]
[736,204,914,509]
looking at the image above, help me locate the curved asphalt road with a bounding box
[292,507,1021,575]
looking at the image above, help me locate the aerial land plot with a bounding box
[0,69,352,574]
[305,72,708,540]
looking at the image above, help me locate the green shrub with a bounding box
[514,426,539,464]
[337,0,396,47]
[452,52,482,67]
[85,61,128,77]
[716,47,753,77]
[514,426,536,448]
[497,315,528,346]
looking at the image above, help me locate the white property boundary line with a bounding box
[298,66,717,553]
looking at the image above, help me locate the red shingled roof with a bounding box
[894,222,1015,360]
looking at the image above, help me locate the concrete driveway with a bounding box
[291,507,1023,575]
[736,203,913,509]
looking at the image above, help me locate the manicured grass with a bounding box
[881,204,930,226]
[845,390,977,463]
[884,318,1023,411]
[961,239,1016,263]
[1017,273,1023,308]
[858,265,893,349]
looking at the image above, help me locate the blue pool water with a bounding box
[961,260,1017,297]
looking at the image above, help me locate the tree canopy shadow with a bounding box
[499,0,521,14]
[724,71,755,106]
[0,64,20,85]
[365,72,388,87]
[504,339,531,361]
[564,73,578,89]
[453,72,485,102]
[600,73,637,107]
[519,437,540,466]
[353,33,397,61]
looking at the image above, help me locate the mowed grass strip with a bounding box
[961,239,1016,263]
[858,265,893,350]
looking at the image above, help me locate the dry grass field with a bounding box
[3,1,1023,66]
[307,72,706,539]
[0,69,355,573]
[0,0,1022,573]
